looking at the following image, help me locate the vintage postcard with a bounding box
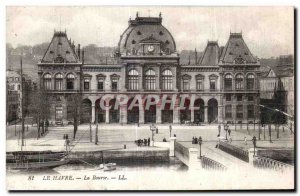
[6,6,295,190]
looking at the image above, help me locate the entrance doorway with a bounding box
[127,98,139,124]
[194,98,204,123]
[208,98,218,123]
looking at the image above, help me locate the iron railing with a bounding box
[253,155,293,172]
[218,141,249,162]
[201,156,227,171]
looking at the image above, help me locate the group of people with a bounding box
[192,136,201,144]
[135,138,151,147]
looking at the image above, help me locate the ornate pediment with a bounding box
[195,74,205,80]
[181,74,192,80]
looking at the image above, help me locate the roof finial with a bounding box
[159,12,162,18]
[136,12,139,18]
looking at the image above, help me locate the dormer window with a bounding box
[235,43,239,46]
[58,42,62,45]
[165,40,169,44]
[66,51,70,54]
[245,52,248,55]
[137,31,141,35]
[50,51,54,54]
[132,40,136,44]
[159,31,164,36]
[229,52,233,55]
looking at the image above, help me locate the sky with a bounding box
[6,6,294,58]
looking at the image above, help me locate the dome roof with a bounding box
[117,13,177,56]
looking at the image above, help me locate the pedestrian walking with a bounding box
[147,138,150,146]
[218,124,221,135]
[192,136,195,144]
[195,137,198,144]
[144,138,147,146]
[228,129,231,136]
[244,137,247,145]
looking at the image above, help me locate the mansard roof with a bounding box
[200,41,220,66]
[41,31,79,63]
[117,13,176,55]
[220,33,257,63]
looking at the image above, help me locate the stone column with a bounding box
[105,102,109,124]
[156,106,162,124]
[139,108,145,124]
[191,108,195,123]
[120,105,127,124]
[91,104,95,123]
[173,97,180,124]
[218,105,223,123]
[204,105,208,123]
[169,136,176,157]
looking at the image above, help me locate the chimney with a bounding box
[82,50,85,64]
[195,48,197,65]
[77,44,81,61]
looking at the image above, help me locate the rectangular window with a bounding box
[237,95,243,101]
[55,106,63,120]
[183,79,190,91]
[196,79,203,91]
[112,80,118,91]
[84,79,90,90]
[225,94,231,101]
[248,95,254,101]
[236,105,243,119]
[210,79,216,91]
[98,80,104,91]
[225,105,232,118]
[247,105,254,118]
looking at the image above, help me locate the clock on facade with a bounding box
[147,45,155,53]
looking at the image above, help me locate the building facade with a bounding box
[260,56,294,124]
[37,13,260,125]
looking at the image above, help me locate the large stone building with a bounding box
[37,13,260,125]
[260,55,294,124]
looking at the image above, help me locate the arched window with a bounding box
[55,73,63,90]
[43,73,52,90]
[145,69,156,90]
[247,74,255,89]
[66,73,75,90]
[224,74,233,90]
[235,74,244,90]
[162,69,173,90]
[128,69,139,90]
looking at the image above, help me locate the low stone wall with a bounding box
[68,148,169,164]
[257,149,294,165]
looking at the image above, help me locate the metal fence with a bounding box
[253,155,294,172]
[218,141,249,162]
[201,156,227,171]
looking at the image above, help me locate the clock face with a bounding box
[147,45,155,52]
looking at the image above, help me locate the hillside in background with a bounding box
[6,42,294,83]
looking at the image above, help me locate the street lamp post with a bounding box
[199,136,202,158]
[150,124,156,146]
[169,125,172,138]
[252,136,257,156]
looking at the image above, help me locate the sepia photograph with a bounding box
[5,6,295,191]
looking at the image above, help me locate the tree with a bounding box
[66,93,82,140]
[28,90,50,139]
